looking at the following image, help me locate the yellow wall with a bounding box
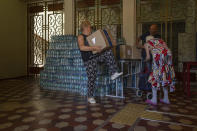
[0,0,27,79]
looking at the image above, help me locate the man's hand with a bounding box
[145,56,150,61]
[136,37,144,49]
[137,44,144,49]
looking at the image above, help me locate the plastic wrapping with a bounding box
[40,35,119,96]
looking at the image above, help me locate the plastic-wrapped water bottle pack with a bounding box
[40,35,121,96]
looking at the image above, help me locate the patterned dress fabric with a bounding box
[147,39,175,92]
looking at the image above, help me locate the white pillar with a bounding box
[123,0,136,46]
[123,0,141,59]
[64,0,75,35]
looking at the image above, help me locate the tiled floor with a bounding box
[0,77,197,131]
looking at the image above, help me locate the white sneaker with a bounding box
[88,97,96,104]
[111,72,123,80]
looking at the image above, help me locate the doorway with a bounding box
[136,0,187,71]
[27,1,64,74]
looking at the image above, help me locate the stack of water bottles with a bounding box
[40,35,122,96]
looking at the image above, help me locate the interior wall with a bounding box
[0,0,27,79]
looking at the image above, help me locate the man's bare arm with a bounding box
[145,44,150,61]
[136,37,144,49]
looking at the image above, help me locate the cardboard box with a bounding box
[131,46,141,59]
[87,29,115,54]
[119,45,141,59]
[119,45,132,59]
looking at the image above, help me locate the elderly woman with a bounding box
[145,36,175,105]
[77,21,122,104]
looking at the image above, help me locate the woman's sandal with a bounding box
[160,99,170,105]
[145,100,157,106]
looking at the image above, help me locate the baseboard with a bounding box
[0,75,28,81]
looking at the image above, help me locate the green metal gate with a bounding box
[75,0,122,40]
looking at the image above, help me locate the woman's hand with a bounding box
[93,46,102,52]
[78,35,102,53]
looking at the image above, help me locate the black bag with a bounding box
[138,61,152,91]
[138,72,152,91]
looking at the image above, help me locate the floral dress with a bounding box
[147,39,175,92]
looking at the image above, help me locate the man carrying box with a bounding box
[77,21,123,104]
